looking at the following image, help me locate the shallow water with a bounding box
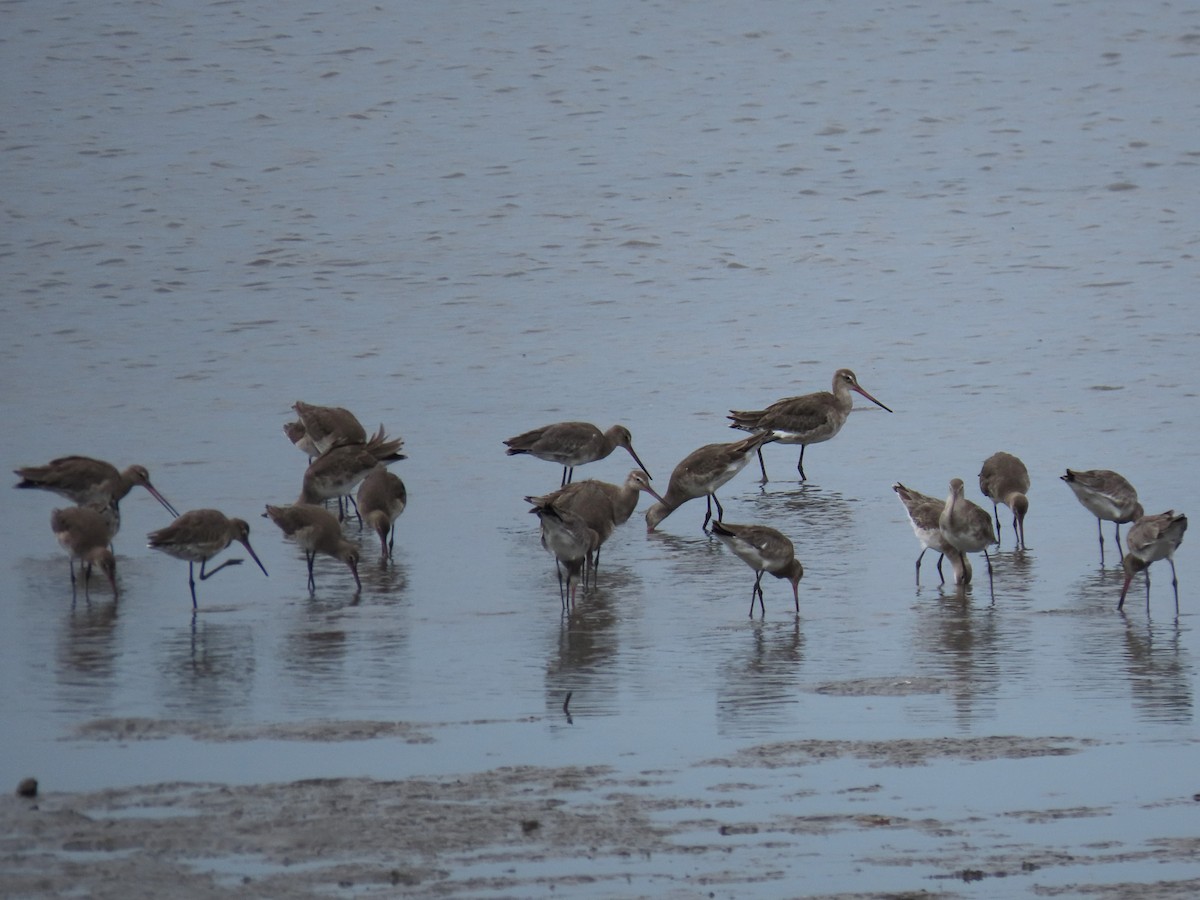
[3,0,1200,895]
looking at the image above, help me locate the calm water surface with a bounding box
[3,0,1199,893]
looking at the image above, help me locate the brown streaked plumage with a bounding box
[978,452,1031,551]
[1119,511,1187,613]
[15,456,179,529]
[892,482,971,586]
[645,432,770,533]
[728,368,893,482]
[356,468,407,560]
[51,504,118,598]
[1061,469,1143,565]
[263,504,361,592]
[939,478,997,588]
[504,421,651,486]
[711,520,804,616]
[148,509,269,608]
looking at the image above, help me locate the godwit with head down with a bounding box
[263,504,361,592]
[728,368,892,482]
[356,468,407,560]
[711,520,804,617]
[147,509,269,608]
[50,504,118,598]
[504,421,651,486]
[939,478,998,588]
[15,456,179,529]
[528,499,599,610]
[1061,469,1143,565]
[645,432,769,533]
[526,469,664,584]
[1119,511,1187,613]
[892,482,971,586]
[978,452,1030,550]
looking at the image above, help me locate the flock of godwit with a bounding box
[13,370,1188,617]
[15,401,408,607]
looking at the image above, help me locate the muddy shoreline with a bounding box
[5,727,1199,899]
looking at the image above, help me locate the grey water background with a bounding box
[3,0,1199,893]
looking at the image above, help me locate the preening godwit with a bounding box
[1118,511,1187,613]
[1061,469,1143,565]
[297,426,406,520]
[892,482,971,585]
[15,456,179,528]
[978,452,1030,550]
[711,520,804,616]
[147,509,269,608]
[356,468,407,559]
[291,401,367,456]
[526,469,664,584]
[728,368,892,482]
[263,504,361,592]
[645,432,769,533]
[528,499,599,609]
[504,422,651,486]
[938,478,997,588]
[50,504,118,598]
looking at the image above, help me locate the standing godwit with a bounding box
[645,432,770,533]
[504,422,651,486]
[50,504,118,598]
[1061,469,1143,565]
[356,468,407,559]
[291,401,367,456]
[526,469,664,584]
[892,482,971,586]
[297,428,406,520]
[528,499,599,609]
[710,520,804,616]
[1118,511,1187,613]
[15,456,180,528]
[147,509,269,608]
[978,452,1031,550]
[263,504,361,592]
[728,368,892,482]
[938,478,998,587]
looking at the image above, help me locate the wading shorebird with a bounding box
[728,368,893,482]
[50,504,118,599]
[892,482,971,586]
[16,456,179,531]
[939,478,998,589]
[645,432,770,533]
[504,421,651,486]
[528,499,599,610]
[147,509,269,608]
[356,468,407,560]
[711,520,804,617]
[526,469,664,585]
[263,504,361,592]
[291,401,367,456]
[1118,511,1187,614]
[978,452,1031,550]
[297,426,406,521]
[1061,469,1143,565]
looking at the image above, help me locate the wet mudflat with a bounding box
[3,0,1200,897]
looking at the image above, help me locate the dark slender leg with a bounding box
[756,446,769,483]
[936,553,946,584]
[188,561,198,608]
[754,572,766,616]
[1169,559,1180,616]
[992,504,1002,546]
[1097,518,1106,566]
[796,445,807,482]
[199,557,243,580]
[345,495,361,526]
[713,493,725,522]
[702,496,714,532]
[306,550,316,591]
[1114,523,1125,561]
